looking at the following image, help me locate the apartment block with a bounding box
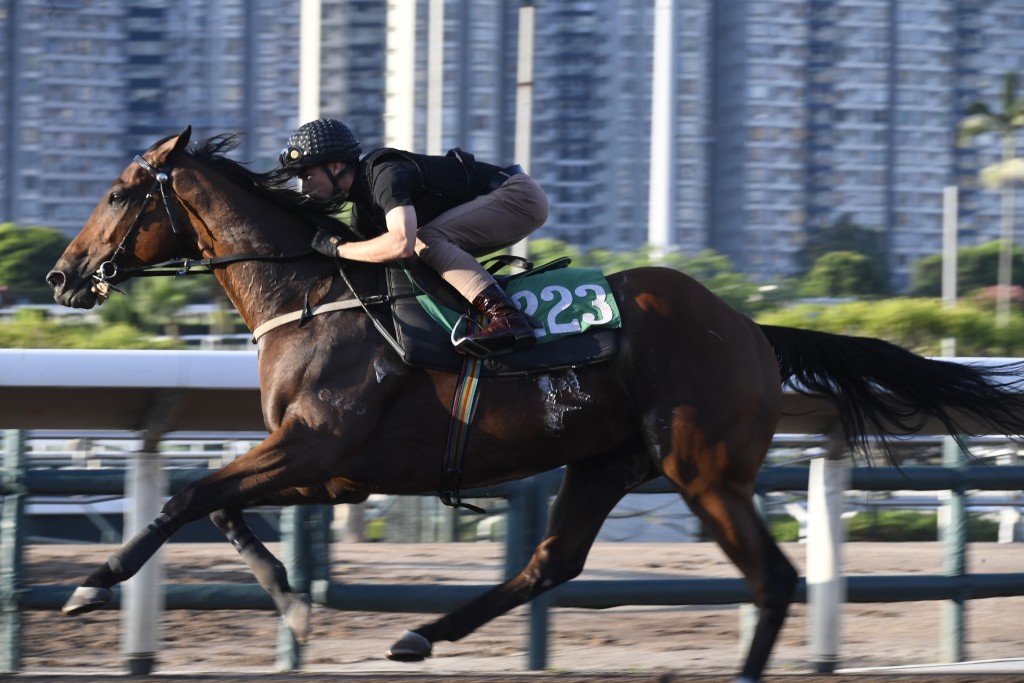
[3,0,1024,292]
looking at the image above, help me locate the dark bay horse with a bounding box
[47,128,1024,683]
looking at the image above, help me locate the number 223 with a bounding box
[511,284,614,338]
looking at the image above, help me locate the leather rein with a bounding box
[94,153,386,342]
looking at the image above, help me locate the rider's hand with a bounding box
[311,229,344,258]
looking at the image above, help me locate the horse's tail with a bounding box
[758,324,1024,458]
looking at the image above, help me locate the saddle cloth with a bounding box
[379,258,620,376]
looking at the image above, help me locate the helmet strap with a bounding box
[325,162,356,201]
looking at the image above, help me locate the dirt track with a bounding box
[15,541,1024,682]
[8,675,1024,683]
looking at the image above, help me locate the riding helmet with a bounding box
[279,118,361,171]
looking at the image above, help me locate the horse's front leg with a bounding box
[61,422,344,616]
[387,447,644,661]
[209,484,369,642]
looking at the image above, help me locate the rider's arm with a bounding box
[335,205,417,262]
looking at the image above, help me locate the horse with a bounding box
[46,127,1024,683]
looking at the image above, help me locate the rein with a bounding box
[109,145,490,514]
[92,154,316,290]
[100,153,406,346]
[90,157,174,295]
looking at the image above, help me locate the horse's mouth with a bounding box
[47,269,101,309]
[60,283,101,309]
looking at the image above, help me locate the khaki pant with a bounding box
[414,173,549,301]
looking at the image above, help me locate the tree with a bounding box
[96,274,222,338]
[757,298,1024,357]
[799,251,888,298]
[527,239,761,312]
[0,309,182,349]
[957,71,1024,327]
[0,223,70,303]
[911,240,1024,296]
[677,249,760,313]
[798,214,889,290]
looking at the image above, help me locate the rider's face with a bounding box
[298,162,350,200]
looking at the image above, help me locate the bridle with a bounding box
[89,151,396,344]
[90,155,182,295]
[91,153,314,296]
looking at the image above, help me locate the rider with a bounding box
[278,117,549,354]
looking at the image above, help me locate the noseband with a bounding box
[90,154,317,299]
[91,155,182,295]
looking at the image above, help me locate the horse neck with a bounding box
[178,170,337,333]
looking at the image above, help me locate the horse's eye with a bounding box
[108,190,127,207]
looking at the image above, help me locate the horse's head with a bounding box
[47,127,195,308]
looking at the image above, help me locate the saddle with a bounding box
[368,257,620,376]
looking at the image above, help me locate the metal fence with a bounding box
[3,428,1024,674]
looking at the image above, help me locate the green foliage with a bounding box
[847,510,937,541]
[799,214,888,280]
[847,511,998,542]
[911,241,1024,296]
[0,309,183,349]
[958,71,1024,146]
[0,223,70,303]
[527,239,760,314]
[97,275,224,336]
[756,297,1024,356]
[769,516,800,542]
[799,251,888,298]
[770,510,999,542]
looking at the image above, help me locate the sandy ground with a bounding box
[14,541,1024,681]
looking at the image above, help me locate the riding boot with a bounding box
[463,283,537,353]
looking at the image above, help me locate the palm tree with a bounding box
[958,71,1024,327]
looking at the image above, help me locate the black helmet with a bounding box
[279,118,361,171]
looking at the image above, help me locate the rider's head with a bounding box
[278,118,361,201]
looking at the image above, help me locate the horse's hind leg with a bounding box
[211,507,312,641]
[387,446,647,661]
[210,484,370,642]
[678,480,796,683]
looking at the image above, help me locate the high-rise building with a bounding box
[707,0,1024,288]
[3,0,1024,293]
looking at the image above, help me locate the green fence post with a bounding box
[527,474,557,671]
[276,503,330,672]
[0,430,27,673]
[941,437,968,662]
[277,505,311,671]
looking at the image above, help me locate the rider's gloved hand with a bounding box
[311,229,344,258]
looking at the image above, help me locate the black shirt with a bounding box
[346,148,502,238]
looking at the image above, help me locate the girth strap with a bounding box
[251,299,369,341]
[439,353,487,514]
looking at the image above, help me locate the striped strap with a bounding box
[439,353,486,513]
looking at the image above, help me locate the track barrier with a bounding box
[2,350,1023,673]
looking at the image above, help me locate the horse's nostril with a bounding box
[46,270,66,290]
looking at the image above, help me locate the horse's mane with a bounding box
[183,134,353,236]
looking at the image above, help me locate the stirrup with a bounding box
[451,314,492,359]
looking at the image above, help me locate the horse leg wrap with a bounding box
[81,514,174,587]
[64,514,174,616]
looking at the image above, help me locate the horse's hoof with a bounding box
[284,593,312,643]
[386,630,432,662]
[62,586,112,615]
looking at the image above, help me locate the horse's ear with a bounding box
[173,126,192,154]
[147,126,193,166]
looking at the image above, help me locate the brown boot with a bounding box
[462,283,536,353]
